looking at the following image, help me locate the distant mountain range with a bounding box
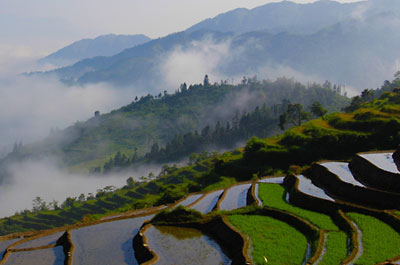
[39,34,151,67]
[187,0,400,35]
[38,0,400,92]
[187,0,360,35]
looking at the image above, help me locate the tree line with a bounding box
[95,99,328,173]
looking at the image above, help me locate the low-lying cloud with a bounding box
[161,38,231,89]
[0,55,136,155]
[0,158,165,218]
[159,37,347,94]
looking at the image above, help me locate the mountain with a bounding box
[46,30,232,90]
[39,34,151,67]
[186,0,400,35]
[39,0,400,92]
[187,0,362,35]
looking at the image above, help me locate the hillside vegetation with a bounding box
[2,77,348,174]
[0,77,399,236]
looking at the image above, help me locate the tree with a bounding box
[62,197,76,208]
[203,75,210,86]
[150,143,160,157]
[361,89,374,102]
[310,101,328,118]
[78,193,86,202]
[180,83,187,91]
[287,103,310,126]
[32,197,48,211]
[126,177,135,188]
[49,200,59,210]
[395,70,400,81]
[279,114,287,130]
[279,103,310,130]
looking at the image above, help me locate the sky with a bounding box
[0,0,374,217]
[0,0,367,151]
[0,0,362,57]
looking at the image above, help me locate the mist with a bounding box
[0,55,139,154]
[160,37,356,96]
[0,157,168,218]
[161,38,231,89]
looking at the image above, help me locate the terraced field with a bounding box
[346,212,400,264]
[228,215,308,265]
[1,151,400,265]
[144,225,231,265]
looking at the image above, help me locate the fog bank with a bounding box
[0,158,165,218]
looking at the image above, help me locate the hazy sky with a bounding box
[0,0,362,56]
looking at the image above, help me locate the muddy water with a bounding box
[0,238,20,261]
[360,152,399,174]
[175,194,203,207]
[321,162,365,187]
[4,246,64,265]
[71,215,152,265]
[145,225,231,265]
[13,232,63,249]
[297,175,334,201]
[190,190,223,214]
[219,184,252,211]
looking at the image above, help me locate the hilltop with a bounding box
[39,34,151,67]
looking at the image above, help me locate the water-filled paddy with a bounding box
[297,175,334,201]
[4,246,64,265]
[13,232,63,249]
[219,184,251,211]
[258,177,285,184]
[320,162,364,187]
[190,190,223,214]
[175,194,203,207]
[70,215,151,265]
[0,238,20,261]
[359,152,399,174]
[145,225,231,265]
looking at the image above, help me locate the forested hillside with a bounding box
[1,77,348,176]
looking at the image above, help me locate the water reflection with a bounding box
[146,225,231,265]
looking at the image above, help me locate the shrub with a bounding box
[152,206,202,224]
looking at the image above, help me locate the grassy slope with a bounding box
[347,212,400,265]
[229,215,308,265]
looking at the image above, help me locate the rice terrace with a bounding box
[2,87,400,264]
[2,0,400,264]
